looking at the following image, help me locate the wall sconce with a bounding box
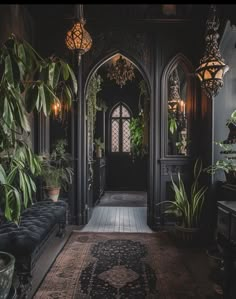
[52,100,62,119]
[168,69,185,114]
[195,5,229,99]
[65,4,92,65]
[107,55,135,88]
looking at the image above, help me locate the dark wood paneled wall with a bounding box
[17,5,216,229]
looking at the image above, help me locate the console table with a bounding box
[217,201,236,298]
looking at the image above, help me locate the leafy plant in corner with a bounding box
[157,159,207,228]
[129,112,146,159]
[205,141,236,184]
[40,139,73,192]
[0,34,77,223]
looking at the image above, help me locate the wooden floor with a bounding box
[80,206,153,233]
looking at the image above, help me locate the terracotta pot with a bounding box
[44,187,61,202]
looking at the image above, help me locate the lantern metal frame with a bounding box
[65,4,92,65]
[195,5,229,99]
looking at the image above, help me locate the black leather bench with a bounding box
[0,200,67,298]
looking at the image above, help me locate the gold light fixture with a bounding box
[107,55,135,88]
[52,100,62,119]
[195,5,229,99]
[65,4,92,65]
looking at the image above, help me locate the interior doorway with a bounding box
[85,52,150,222]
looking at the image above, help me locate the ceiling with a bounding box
[24,4,236,23]
[25,5,207,21]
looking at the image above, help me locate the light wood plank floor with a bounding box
[80,207,153,233]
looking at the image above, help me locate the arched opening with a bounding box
[159,53,197,225]
[84,52,151,229]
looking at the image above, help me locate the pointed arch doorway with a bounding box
[85,52,151,225]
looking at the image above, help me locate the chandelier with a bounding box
[107,55,135,88]
[65,4,92,65]
[195,5,229,99]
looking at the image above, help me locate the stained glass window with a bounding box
[122,119,130,152]
[112,119,119,152]
[111,103,131,153]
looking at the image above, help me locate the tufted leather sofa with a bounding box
[0,200,67,298]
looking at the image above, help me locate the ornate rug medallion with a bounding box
[98,265,139,288]
[78,239,157,298]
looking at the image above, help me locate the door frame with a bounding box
[75,49,154,227]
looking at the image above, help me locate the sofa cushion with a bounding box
[0,200,67,256]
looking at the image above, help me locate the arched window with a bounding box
[110,103,131,153]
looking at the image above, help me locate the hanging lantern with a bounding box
[65,5,92,65]
[195,5,229,99]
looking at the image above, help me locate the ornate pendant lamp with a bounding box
[107,55,135,88]
[65,4,92,65]
[195,5,229,99]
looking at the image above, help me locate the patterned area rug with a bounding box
[34,232,203,299]
[99,191,147,207]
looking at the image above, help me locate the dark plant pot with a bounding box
[227,123,236,142]
[175,225,199,244]
[0,251,15,299]
[225,171,236,185]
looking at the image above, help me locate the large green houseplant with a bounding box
[0,34,77,223]
[0,34,76,298]
[158,159,207,240]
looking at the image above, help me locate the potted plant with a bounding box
[158,159,208,242]
[40,139,74,201]
[205,142,236,184]
[94,138,105,158]
[226,110,236,142]
[0,251,15,299]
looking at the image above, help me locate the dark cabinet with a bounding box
[216,182,236,202]
[93,157,106,205]
[217,201,236,298]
